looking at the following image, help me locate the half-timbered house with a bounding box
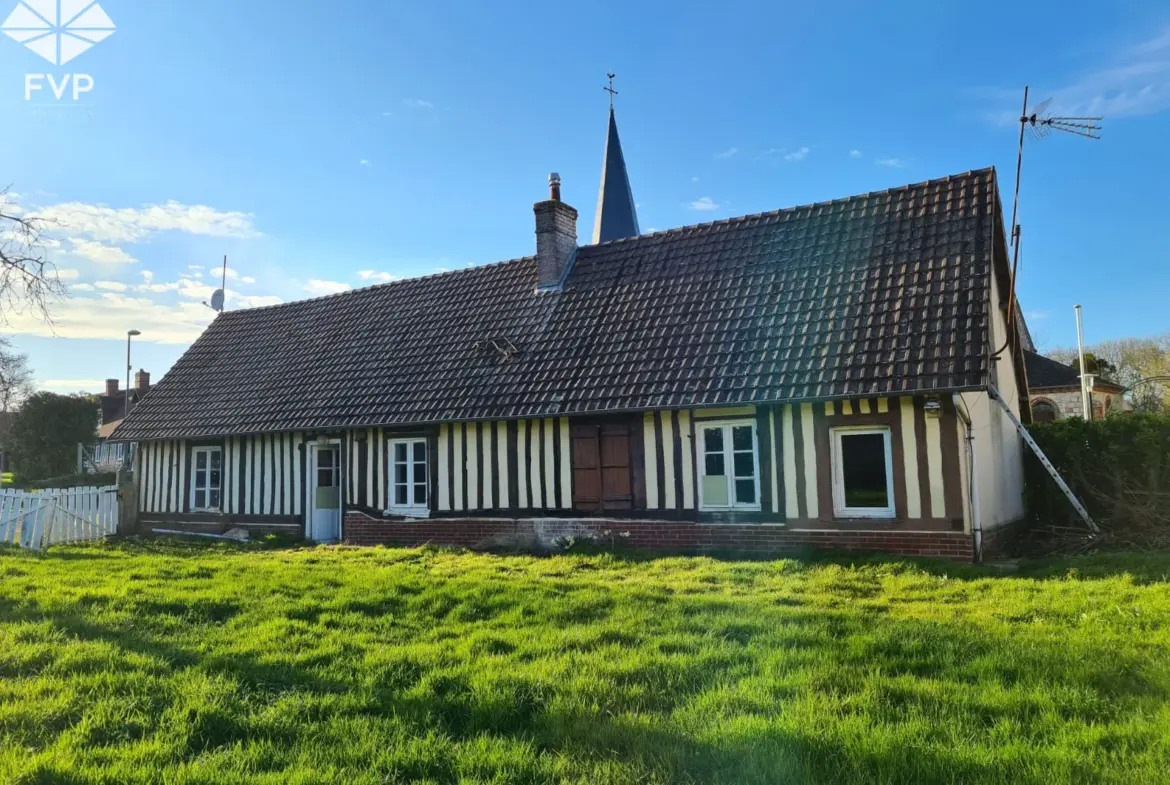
[112,107,1030,561]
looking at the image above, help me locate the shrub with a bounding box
[1026,415,1170,542]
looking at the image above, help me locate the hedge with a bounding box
[13,472,119,490]
[1026,415,1170,540]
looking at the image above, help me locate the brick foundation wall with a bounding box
[343,513,976,562]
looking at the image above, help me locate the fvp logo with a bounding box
[1,0,114,102]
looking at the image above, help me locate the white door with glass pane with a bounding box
[309,443,341,541]
[190,447,223,512]
[697,421,760,510]
[389,438,428,516]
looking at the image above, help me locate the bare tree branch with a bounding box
[0,185,66,326]
[0,336,34,412]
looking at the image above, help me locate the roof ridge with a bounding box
[586,166,997,249]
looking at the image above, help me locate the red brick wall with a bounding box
[343,513,976,562]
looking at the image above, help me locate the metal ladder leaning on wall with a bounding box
[988,384,1099,535]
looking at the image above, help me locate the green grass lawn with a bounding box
[1,541,1169,784]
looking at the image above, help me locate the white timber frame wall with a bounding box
[135,392,993,533]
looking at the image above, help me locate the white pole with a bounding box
[1075,304,1091,420]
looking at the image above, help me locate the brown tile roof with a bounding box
[113,168,1004,440]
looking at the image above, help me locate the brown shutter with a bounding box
[572,425,602,511]
[600,424,632,508]
[572,422,633,511]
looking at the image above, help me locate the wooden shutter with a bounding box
[572,425,602,510]
[599,424,632,508]
[572,423,632,511]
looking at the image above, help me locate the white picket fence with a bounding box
[0,485,120,550]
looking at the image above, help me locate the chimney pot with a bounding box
[105,378,119,397]
[135,369,151,393]
[534,175,578,290]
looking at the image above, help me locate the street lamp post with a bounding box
[125,329,141,418]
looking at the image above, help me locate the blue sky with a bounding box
[1,0,1168,394]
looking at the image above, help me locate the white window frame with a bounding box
[190,446,223,513]
[696,419,762,512]
[387,437,429,517]
[830,426,896,519]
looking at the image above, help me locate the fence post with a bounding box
[117,474,138,536]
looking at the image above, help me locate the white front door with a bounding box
[309,443,341,542]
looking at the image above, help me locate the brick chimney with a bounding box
[105,378,119,397]
[135,369,150,393]
[534,173,578,290]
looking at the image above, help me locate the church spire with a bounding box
[592,74,640,244]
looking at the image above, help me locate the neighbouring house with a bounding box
[84,371,150,473]
[111,106,1031,562]
[1024,351,1126,422]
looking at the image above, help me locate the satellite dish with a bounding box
[210,289,225,312]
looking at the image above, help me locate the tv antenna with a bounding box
[998,86,1102,354]
[203,254,228,313]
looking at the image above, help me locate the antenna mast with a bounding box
[203,254,228,313]
[998,86,1102,353]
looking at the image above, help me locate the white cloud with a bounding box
[56,268,80,280]
[31,201,259,244]
[404,99,434,109]
[850,149,863,158]
[1,202,23,217]
[360,159,370,165]
[239,295,282,308]
[975,25,1170,123]
[71,283,94,291]
[6,293,217,344]
[66,238,137,264]
[188,264,204,270]
[95,281,128,292]
[304,279,351,296]
[136,281,181,293]
[241,276,256,285]
[357,270,399,282]
[784,146,810,161]
[876,158,907,168]
[714,147,738,160]
[40,379,108,393]
[689,197,719,211]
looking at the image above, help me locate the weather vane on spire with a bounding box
[603,72,617,109]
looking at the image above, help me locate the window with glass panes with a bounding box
[830,427,895,518]
[389,438,428,511]
[697,421,760,510]
[190,446,222,512]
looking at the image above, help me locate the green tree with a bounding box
[8,392,99,479]
[1049,333,1170,414]
[1065,352,1118,381]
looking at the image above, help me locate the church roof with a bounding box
[591,108,640,244]
[113,169,1005,441]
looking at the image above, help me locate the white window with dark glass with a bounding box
[831,427,896,519]
[190,446,222,512]
[697,421,760,511]
[389,438,428,515]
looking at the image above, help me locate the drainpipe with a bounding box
[953,393,982,562]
